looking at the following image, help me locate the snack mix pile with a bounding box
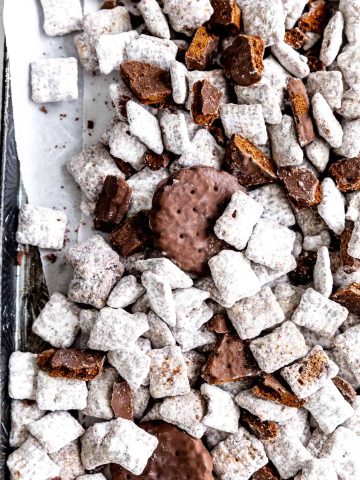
[8,0,360,479]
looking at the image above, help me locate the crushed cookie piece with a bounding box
[111,381,133,419]
[331,283,360,315]
[209,0,241,34]
[287,78,315,147]
[299,0,330,33]
[340,228,360,273]
[284,28,307,49]
[144,151,171,171]
[110,211,152,256]
[191,80,222,126]
[185,27,218,71]
[278,166,321,209]
[241,410,280,440]
[253,374,305,408]
[329,157,360,192]
[94,175,132,228]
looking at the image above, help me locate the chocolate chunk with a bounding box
[241,410,280,440]
[252,464,280,480]
[202,334,261,384]
[191,80,223,126]
[306,55,326,72]
[224,134,277,187]
[110,210,152,257]
[144,151,171,171]
[113,157,136,179]
[284,28,307,49]
[111,421,214,480]
[101,0,118,8]
[299,0,330,33]
[288,251,317,286]
[278,166,321,209]
[120,61,172,105]
[209,0,241,35]
[94,176,132,229]
[329,157,360,192]
[332,376,357,404]
[221,34,264,86]
[207,314,232,334]
[38,348,105,381]
[185,27,218,71]
[331,283,360,315]
[150,167,242,275]
[287,78,315,147]
[207,118,227,147]
[340,228,360,273]
[252,374,305,408]
[111,381,133,420]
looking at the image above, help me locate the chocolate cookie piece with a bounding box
[288,251,317,286]
[144,151,171,171]
[110,211,152,257]
[221,35,265,86]
[207,118,227,147]
[299,0,330,33]
[241,410,280,441]
[307,55,326,72]
[150,167,241,275]
[340,228,360,273]
[202,334,261,384]
[111,381,133,420]
[252,374,305,408]
[207,314,232,335]
[185,27,218,71]
[120,61,172,105]
[278,167,321,209]
[224,134,277,187]
[38,348,105,381]
[332,376,357,404]
[287,78,315,147]
[113,158,136,179]
[252,464,280,480]
[209,0,241,35]
[191,80,223,126]
[284,28,306,49]
[101,0,118,8]
[329,157,360,192]
[94,176,132,229]
[111,421,214,480]
[331,283,360,315]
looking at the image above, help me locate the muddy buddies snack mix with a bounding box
[11,0,360,478]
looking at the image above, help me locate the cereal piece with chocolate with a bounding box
[335,119,360,159]
[339,0,360,44]
[305,380,354,434]
[212,427,268,480]
[27,411,84,453]
[7,437,60,480]
[321,426,360,479]
[346,192,360,222]
[305,137,330,173]
[127,167,168,216]
[220,104,267,145]
[214,190,263,251]
[16,204,67,250]
[38,348,104,380]
[94,176,132,228]
[142,271,176,327]
[292,288,348,338]
[209,250,261,307]
[263,427,312,478]
[171,324,216,352]
[287,78,315,146]
[143,311,176,348]
[235,83,282,125]
[209,0,241,34]
[176,128,224,170]
[159,110,191,154]
[163,0,213,36]
[39,0,82,36]
[278,167,321,209]
[8,352,39,401]
[88,308,148,351]
[80,418,158,474]
[127,100,163,154]
[134,258,193,290]
[249,185,296,227]
[68,143,122,202]
[108,122,147,171]
[337,45,360,88]
[250,321,308,373]
[271,42,310,78]
[148,345,190,398]
[201,383,240,433]
[9,400,45,448]
[32,293,80,349]
[108,345,151,389]
[227,287,285,340]
[172,287,210,329]
[49,440,84,479]
[334,325,360,383]
[36,371,88,411]
[337,87,360,120]
[273,283,304,321]
[281,346,338,399]
[125,34,177,69]
[138,0,170,40]
[31,57,78,103]
[344,396,360,434]
[242,0,285,46]
[96,31,138,75]
[191,80,222,126]
[107,275,145,309]
[317,178,345,235]
[120,61,172,105]
[314,246,333,298]
[74,32,98,71]
[185,27,218,71]
[221,35,265,86]
[170,61,188,104]
[84,367,118,419]
[186,69,229,110]
[245,219,296,271]
[236,389,298,422]
[329,157,360,193]
[269,115,303,167]
[320,12,344,66]
[184,350,206,386]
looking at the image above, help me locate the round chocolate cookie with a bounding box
[111,421,214,480]
[150,166,241,274]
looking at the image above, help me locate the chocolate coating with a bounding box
[191,80,223,126]
[278,166,321,209]
[340,228,360,273]
[110,211,152,257]
[333,376,357,404]
[94,175,132,228]
[252,374,305,408]
[331,283,360,315]
[288,251,317,286]
[329,156,360,192]
[150,167,241,275]
[287,78,315,147]
[209,0,241,35]
[111,381,133,420]
[252,464,280,480]
[207,314,232,334]
[111,421,214,480]
[241,410,280,440]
